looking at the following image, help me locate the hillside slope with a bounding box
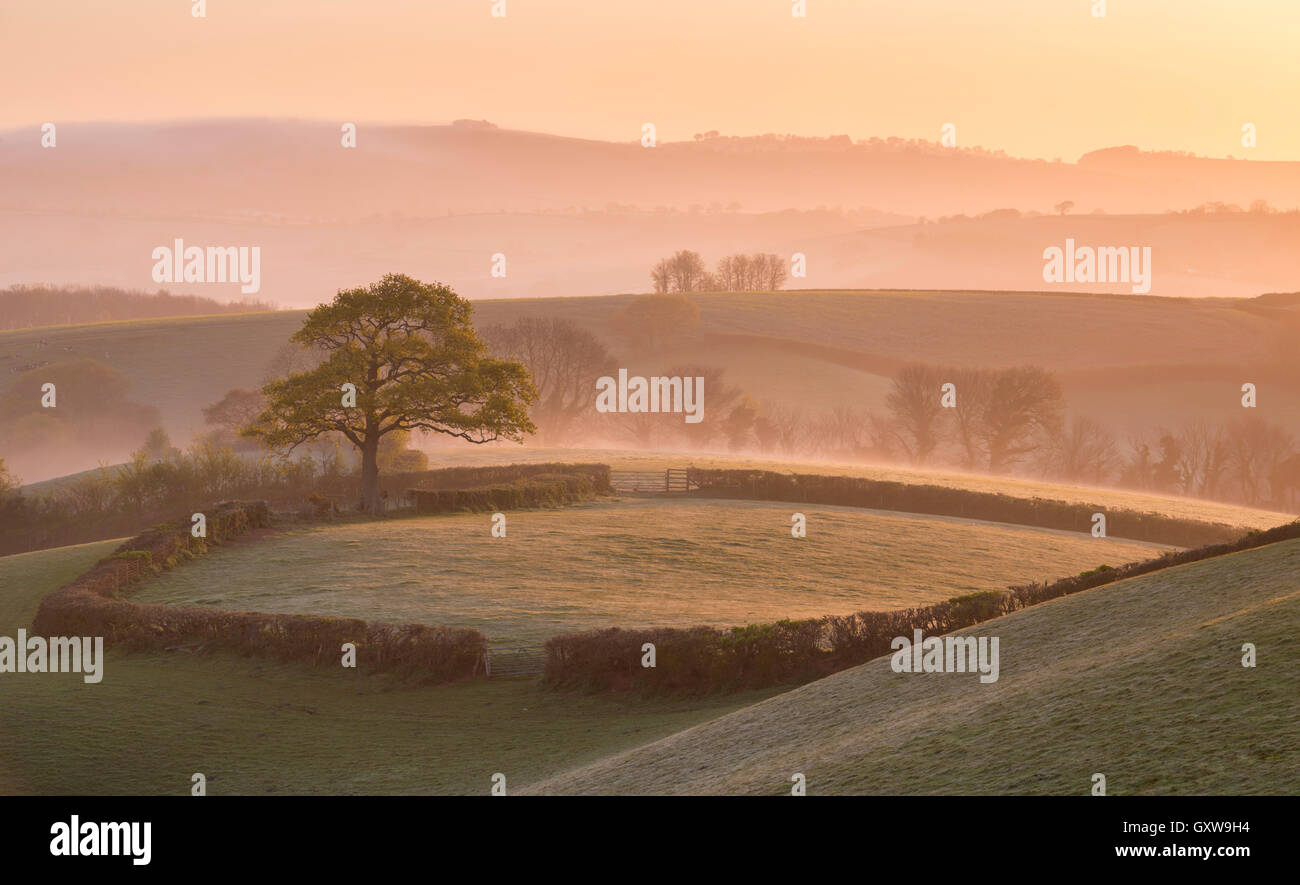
[4,290,1299,486]
[524,538,1300,795]
[4,289,1295,427]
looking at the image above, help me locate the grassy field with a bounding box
[524,537,1300,795]
[6,289,1280,374]
[5,290,1299,482]
[4,498,1293,795]
[0,310,306,441]
[413,446,1297,531]
[0,540,779,795]
[131,498,1171,645]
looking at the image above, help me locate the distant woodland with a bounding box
[0,285,274,331]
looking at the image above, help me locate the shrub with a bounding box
[410,471,601,514]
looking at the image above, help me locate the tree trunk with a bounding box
[360,435,381,514]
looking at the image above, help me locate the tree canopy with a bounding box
[247,274,536,511]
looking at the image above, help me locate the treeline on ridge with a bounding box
[0,284,274,331]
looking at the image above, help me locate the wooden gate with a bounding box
[609,467,698,493]
[484,645,546,678]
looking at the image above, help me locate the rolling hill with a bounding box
[524,537,1300,795]
[5,121,1300,303]
[4,288,1300,487]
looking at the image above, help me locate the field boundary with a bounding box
[544,517,1300,694]
[410,468,609,513]
[28,467,1298,692]
[684,468,1260,547]
[30,502,487,684]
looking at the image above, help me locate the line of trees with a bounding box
[881,364,1066,473]
[0,284,273,331]
[479,327,1300,509]
[473,322,1300,509]
[650,250,787,293]
[809,363,1300,508]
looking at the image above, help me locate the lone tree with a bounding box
[247,274,537,512]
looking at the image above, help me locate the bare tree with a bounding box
[203,388,266,433]
[765,404,808,457]
[1037,415,1119,485]
[713,253,787,291]
[752,253,788,290]
[1271,453,1300,510]
[483,317,615,445]
[667,250,708,293]
[716,254,749,292]
[884,363,945,465]
[669,363,741,450]
[978,367,1065,473]
[650,260,671,294]
[813,405,878,460]
[1224,414,1294,505]
[1119,433,1158,490]
[944,366,993,469]
[1175,420,1230,498]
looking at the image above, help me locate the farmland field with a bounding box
[0,540,779,795]
[526,537,1300,796]
[1,476,1293,796]
[132,498,1172,645]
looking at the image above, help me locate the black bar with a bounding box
[3,796,1286,872]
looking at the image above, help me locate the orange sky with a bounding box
[3,0,1299,161]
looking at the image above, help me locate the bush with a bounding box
[410,471,602,514]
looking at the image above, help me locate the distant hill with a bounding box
[524,537,1300,795]
[3,120,1300,303]
[0,284,273,331]
[6,121,1300,220]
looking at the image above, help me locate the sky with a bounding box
[2,0,1298,160]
